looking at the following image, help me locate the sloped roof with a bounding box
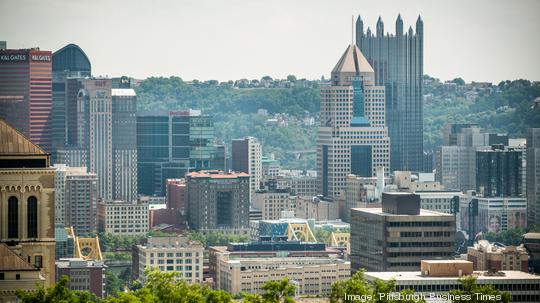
[331,44,374,75]
[0,119,46,154]
[0,243,38,271]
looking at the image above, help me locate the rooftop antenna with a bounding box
[351,15,354,44]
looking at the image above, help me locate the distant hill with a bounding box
[136,76,540,170]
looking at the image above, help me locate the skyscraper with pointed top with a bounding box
[317,44,390,198]
[356,14,424,172]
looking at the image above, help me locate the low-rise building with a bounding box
[210,240,348,295]
[295,196,339,221]
[135,236,204,284]
[467,240,528,271]
[97,200,149,235]
[55,258,107,298]
[364,260,540,303]
[252,189,294,220]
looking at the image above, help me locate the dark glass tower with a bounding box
[356,15,424,171]
[137,111,217,196]
[51,44,91,160]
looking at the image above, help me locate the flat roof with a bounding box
[351,208,453,217]
[365,271,540,281]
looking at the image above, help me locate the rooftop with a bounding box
[0,119,46,155]
[365,270,540,281]
[187,170,249,179]
[352,207,453,217]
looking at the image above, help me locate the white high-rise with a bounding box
[232,136,262,201]
[317,44,390,198]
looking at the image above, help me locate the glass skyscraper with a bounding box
[356,15,424,172]
[137,110,218,196]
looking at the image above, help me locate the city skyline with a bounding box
[1,0,539,83]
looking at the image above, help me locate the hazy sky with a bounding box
[1,0,539,83]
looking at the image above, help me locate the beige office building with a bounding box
[252,190,294,220]
[215,255,350,296]
[97,200,149,236]
[135,236,204,284]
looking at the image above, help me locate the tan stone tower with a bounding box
[0,119,56,287]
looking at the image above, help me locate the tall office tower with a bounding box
[0,48,52,152]
[476,146,522,198]
[112,88,137,202]
[443,123,479,146]
[356,15,423,171]
[77,79,113,200]
[51,44,91,160]
[186,171,250,232]
[53,164,98,235]
[527,129,540,227]
[0,119,56,288]
[137,110,217,196]
[435,125,509,192]
[350,192,455,272]
[317,44,390,198]
[231,137,262,200]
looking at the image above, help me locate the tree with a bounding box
[106,270,124,296]
[287,75,297,82]
[261,279,296,303]
[449,276,511,303]
[451,77,465,85]
[17,275,99,303]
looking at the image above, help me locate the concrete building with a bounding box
[356,15,423,171]
[137,110,218,196]
[186,171,250,232]
[364,260,540,303]
[467,240,528,272]
[210,241,349,295]
[295,196,339,221]
[56,258,107,298]
[231,137,262,200]
[435,145,477,191]
[459,194,527,236]
[343,168,389,222]
[317,44,390,198]
[0,119,56,287]
[76,78,113,200]
[276,175,319,197]
[0,243,45,302]
[112,88,138,203]
[252,189,293,220]
[53,164,98,235]
[351,192,455,272]
[135,236,204,283]
[97,200,149,236]
[261,155,280,181]
[476,146,523,198]
[0,48,53,152]
[527,128,540,227]
[435,125,510,192]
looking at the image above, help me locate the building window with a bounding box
[16,274,20,280]
[0,273,4,280]
[27,196,38,238]
[35,255,43,268]
[8,196,18,238]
